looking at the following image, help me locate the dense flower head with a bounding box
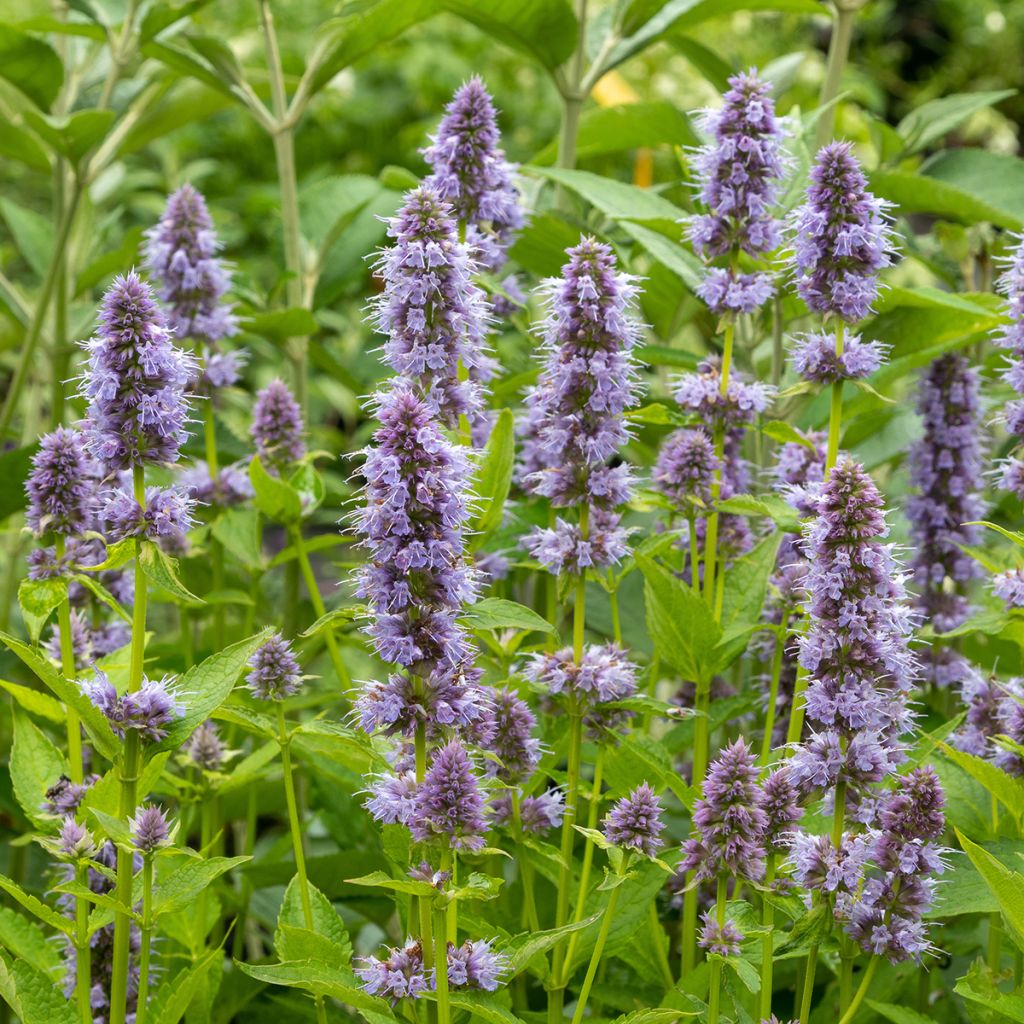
[144,183,237,344]
[603,782,665,857]
[409,740,488,851]
[773,431,826,518]
[45,774,98,816]
[690,69,785,260]
[82,671,184,742]
[699,914,744,957]
[101,484,195,543]
[246,634,303,700]
[365,771,419,826]
[356,939,428,1003]
[186,720,225,771]
[422,77,524,273]
[446,938,507,991]
[789,832,870,896]
[906,354,984,635]
[130,804,171,852]
[353,385,478,676]
[81,271,195,470]
[57,816,96,860]
[953,666,1004,757]
[522,237,642,510]
[251,379,305,472]
[993,569,1024,611]
[370,185,490,427]
[525,506,632,576]
[789,330,887,383]
[791,142,895,322]
[484,689,541,783]
[179,460,254,508]
[682,739,768,882]
[761,767,803,854]
[696,268,775,316]
[201,348,246,391]
[46,611,130,671]
[524,643,637,708]
[789,459,916,792]
[26,427,93,537]
[674,357,773,428]
[652,428,719,512]
[489,789,564,834]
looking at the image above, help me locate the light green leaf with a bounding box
[249,455,302,524]
[0,873,72,934]
[502,914,601,977]
[234,960,390,1011]
[958,831,1024,950]
[0,199,53,279]
[761,420,817,450]
[17,577,67,644]
[0,907,58,975]
[139,541,203,605]
[23,108,116,166]
[245,307,318,341]
[10,708,66,827]
[896,90,1016,155]
[152,856,250,917]
[275,876,352,966]
[0,680,64,723]
[211,507,263,568]
[618,220,703,290]
[9,958,77,1024]
[0,25,64,110]
[716,531,783,669]
[941,742,1024,822]
[461,597,556,636]
[0,122,50,172]
[147,947,221,1024]
[529,166,685,224]
[867,1000,941,1024]
[345,870,436,897]
[471,408,515,541]
[924,150,1024,229]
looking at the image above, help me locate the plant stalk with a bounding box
[569,883,620,1024]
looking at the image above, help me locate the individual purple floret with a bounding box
[789,330,888,383]
[56,816,95,860]
[993,569,1024,611]
[446,938,508,991]
[422,77,524,274]
[246,634,303,700]
[356,939,429,1003]
[906,354,984,638]
[410,739,488,851]
[791,142,895,323]
[845,767,946,963]
[101,485,195,543]
[652,428,719,512]
[682,739,768,882]
[353,384,479,676]
[699,914,744,957]
[185,720,225,771]
[788,460,917,795]
[25,427,93,537]
[489,790,564,834]
[673,357,773,429]
[80,271,195,470]
[370,185,490,427]
[251,378,305,473]
[144,183,238,344]
[82,671,184,742]
[602,782,665,858]
[129,804,171,852]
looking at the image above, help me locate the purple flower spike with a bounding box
[251,378,305,472]
[246,634,303,700]
[907,355,984,638]
[682,738,767,882]
[365,771,419,826]
[57,816,95,860]
[129,804,171,852]
[789,330,888,383]
[410,739,488,851]
[485,689,541,783]
[82,671,184,742]
[993,570,1024,610]
[653,429,719,512]
[696,268,775,317]
[489,790,564,834]
[81,271,195,470]
[45,774,97,816]
[102,485,195,543]
[423,77,524,274]
[144,183,238,345]
[356,939,428,1003]
[446,938,508,991]
[26,427,93,537]
[673,357,774,429]
[699,914,744,957]
[526,506,632,576]
[791,142,895,323]
[602,782,665,857]
[761,767,803,854]
[370,185,490,428]
[186,720,224,771]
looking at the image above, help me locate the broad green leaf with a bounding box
[445,990,528,1024]
[151,630,272,752]
[0,907,58,975]
[924,150,1024,229]
[9,958,77,1024]
[954,961,1024,1022]
[23,108,116,166]
[762,420,818,450]
[139,0,215,43]
[638,554,720,684]
[11,708,66,827]
[345,870,436,897]
[439,0,577,72]
[293,720,388,775]
[275,876,352,965]
[958,831,1024,950]
[0,25,63,109]
[89,808,136,850]
[530,166,684,224]
[147,947,221,1024]
[715,531,783,669]
[211,507,263,568]
[184,33,245,87]
[612,1011,698,1024]
[716,494,800,532]
[300,174,381,270]
[234,960,390,1011]
[0,873,72,934]
[76,536,135,572]
[502,914,601,977]
[141,40,240,101]
[462,597,556,636]
[865,1001,938,1024]
[0,199,53,279]
[0,631,119,761]
[618,221,703,290]
[17,577,67,644]
[245,307,318,341]
[152,856,251,917]
[471,408,515,541]
[0,122,51,172]
[896,90,1016,155]
[941,742,1024,822]
[0,680,64,723]
[140,541,202,605]
[249,455,302,524]
[299,606,362,639]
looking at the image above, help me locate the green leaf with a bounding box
[0,122,49,171]
[0,198,53,279]
[88,808,136,850]
[0,444,35,521]
[941,742,1024,822]
[151,630,272,752]
[0,907,59,975]
[954,961,1024,1022]
[471,408,515,541]
[0,631,119,761]
[275,876,352,966]
[502,915,602,977]
[234,960,390,1011]
[0,680,64,723]
[184,33,245,87]
[445,990,528,1024]
[245,307,318,341]
[77,537,135,572]
[10,708,66,827]
[439,0,577,72]
[716,494,800,532]
[0,25,63,109]
[530,166,684,224]
[152,856,251,917]
[299,606,362,639]
[924,150,1024,229]
[896,90,1016,155]
[23,108,116,166]
[139,0,214,43]
[715,531,783,669]
[0,873,72,934]
[211,507,263,568]
[140,541,203,605]
[9,958,77,1024]
[958,831,1024,950]
[147,947,221,1024]
[638,554,720,685]
[345,870,436,897]
[249,455,302,524]
[17,577,67,644]
[866,1000,941,1024]
[618,220,703,290]
[461,597,556,636]
[611,1010,699,1024]
[761,420,817,450]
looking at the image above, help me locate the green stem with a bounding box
[798,943,819,1024]
[136,856,154,1024]
[785,665,810,750]
[434,897,451,1024]
[511,792,541,933]
[570,884,620,1024]
[290,525,351,689]
[702,319,735,609]
[555,0,588,186]
[51,158,70,428]
[837,956,879,1024]
[649,901,674,990]
[760,614,789,766]
[55,535,83,783]
[0,183,82,440]
[75,864,92,1024]
[707,876,727,1024]
[573,505,589,660]
[205,402,227,646]
[563,746,605,972]
[815,2,860,150]
[759,856,776,1020]
[825,322,845,473]
[687,515,700,595]
[609,586,622,647]
[110,467,147,1024]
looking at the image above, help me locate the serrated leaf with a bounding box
[152,856,250,917]
[17,577,67,644]
[147,947,221,1024]
[233,960,389,1011]
[10,708,66,827]
[958,831,1024,950]
[0,873,72,934]
[940,742,1024,821]
[0,680,64,723]
[10,958,77,1024]
[275,876,352,966]
[461,597,555,636]
[0,907,59,975]
[345,870,436,896]
[761,420,817,450]
[502,914,601,977]
[76,536,135,572]
[249,455,302,524]
[715,532,783,670]
[471,408,514,541]
[866,1000,937,1024]
[299,606,362,639]
[211,507,263,568]
[140,541,203,605]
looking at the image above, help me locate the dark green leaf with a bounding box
[0,25,64,110]
[10,708,66,827]
[249,455,302,524]
[471,408,514,540]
